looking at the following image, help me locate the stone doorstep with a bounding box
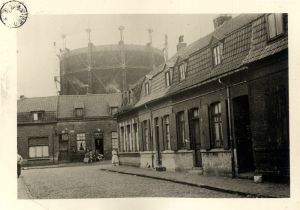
[188,167,203,175]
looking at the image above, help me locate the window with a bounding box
[143,120,150,151]
[75,108,84,117]
[176,111,186,149]
[163,115,171,150]
[267,13,284,39]
[111,131,118,150]
[32,112,43,121]
[126,125,132,151]
[29,146,49,158]
[145,82,150,96]
[210,102,223,148]
[59,133,69,141]
[213,43,223,66]
[76,133,86,151]
[120,127,125,152]
[165,71,171,87]
[132,123,138,151]
[111,107,118,115]
[179,62,187,81]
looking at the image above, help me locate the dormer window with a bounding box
[145,82,150,96]
[75,108,84,117]
[212,43,223,66]
[165,71,172,87]
[179,62,187,81]
[111,107,118,115]
[267,13,284,40]
[32,112,43,121]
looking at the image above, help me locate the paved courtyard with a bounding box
[18,164,242,199]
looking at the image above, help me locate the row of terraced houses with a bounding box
[115,14,289,179]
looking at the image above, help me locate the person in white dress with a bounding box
[111,149,119,166]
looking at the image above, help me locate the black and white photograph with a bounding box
[0,0,299,209]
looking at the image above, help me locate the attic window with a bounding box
[145,82,150,96]
[179,62,187,81]
[32,112,43,121]
[75,108,84,117]
[212,43,223,66]
[111,107,118,115]
[267,13,284,39]
[165,71,172,87]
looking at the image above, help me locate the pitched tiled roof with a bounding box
[17,96,58,113]
[57,94,122,118]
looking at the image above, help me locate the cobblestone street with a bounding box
[18,164,242,199]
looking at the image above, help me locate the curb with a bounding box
[100,168,276,198]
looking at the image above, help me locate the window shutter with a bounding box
[158,117,164,151]
[200,104,211,149]
[169,113,178,151]
[221,100,230,150]
[161,117,167,150]
[138,122,144,151]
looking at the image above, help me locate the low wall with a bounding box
[201,149,232,176]
[119,152,140,167]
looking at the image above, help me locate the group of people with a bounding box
[17,149,120,178]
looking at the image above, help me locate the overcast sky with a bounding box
[17,14,220,98]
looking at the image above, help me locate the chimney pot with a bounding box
[20,95,25,99]
[213,15,232,29]
[177,35,187,51]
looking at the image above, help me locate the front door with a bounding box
[95,138,104,155]
[233,95,254,173]
[59,133,69,161]
[189,109,202,167]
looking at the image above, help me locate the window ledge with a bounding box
[119,151,140,154]
[177,149,192,153]
[28,157,50,161]
[140,151,155,154]
[161,150,175,154]
[201,148,231,153]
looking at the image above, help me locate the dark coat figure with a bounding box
[17,154,23,178]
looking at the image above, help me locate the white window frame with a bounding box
[111,131,118,150]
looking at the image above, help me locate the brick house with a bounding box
[116,14,289,179]
[17,93,122,166]
[17,96,59,166]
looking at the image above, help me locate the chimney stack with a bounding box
[20,95,25,100]
[213,15,232,29]
[177,35,187,52]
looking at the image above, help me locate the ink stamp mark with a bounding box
[0,0,28,28]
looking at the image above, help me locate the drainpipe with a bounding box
[218,78,236,178]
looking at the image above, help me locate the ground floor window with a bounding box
[176,111,186,149]
[210,102,223,148]
[29,146,49,158]
[111,131,118,150]
[163,115,171,150]
[76,133,86,151]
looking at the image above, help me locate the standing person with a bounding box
[111,149,119,166]
[17,154,23,178]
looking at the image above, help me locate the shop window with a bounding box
[29,146,49,158]
[76,133,86,151]
[212,43,223,66]
[176,111,186,149]
[163,115,171,150]
[210,102,223,148]
[267,13,284,39]
[179,62,187,81]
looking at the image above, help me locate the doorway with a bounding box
[189,108,202,167]
[95,138,104,155]
[233,95,254,173]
